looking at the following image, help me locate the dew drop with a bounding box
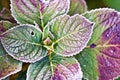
[110,50,114,53]
[106,34,109,38]
[83,65,86,67]
[110,49,115,53]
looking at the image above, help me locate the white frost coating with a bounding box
[39,0,50,3]
[10,0,39,24]
[10,0,70,25]
[82,8,116,16]
[75,59,83,80]
[1,24,45,63]
[43,0,70,20]
[81,8,120,80]
[48,14,94,57]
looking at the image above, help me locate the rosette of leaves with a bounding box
[1,0,120,80]
[0,0,92,80]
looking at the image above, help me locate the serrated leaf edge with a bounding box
[82,8,117,16]
[81,8,120,80]
[49,14,95,57]
[0,24,43,63]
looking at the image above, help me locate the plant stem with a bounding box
[38,3,44,31]
[48,50,54,76]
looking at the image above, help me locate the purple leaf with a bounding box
[10,0,70,28]
[27,54,83,80]
[76,8,120,80]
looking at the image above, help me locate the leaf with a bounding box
[47,14,93,56]
[0,16,21,80]
[0,8,16,23]
[68,0,87,15]
[1,24,47,63]
[10,0,70,28]
[0,43,22,80]
[76,8,120,80]
[27,54,83,80]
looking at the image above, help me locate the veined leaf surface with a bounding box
[47,14,93,56]
[1,24,47,63]
[68,0,87,15]
[10,0,70,28]
[0,21,22,80]
[0,43,22,80]
[76,8,120,80]
[27,54,82,80]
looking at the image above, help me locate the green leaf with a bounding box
[47,14,93,56]
[27,54,82,80]
[0,43,22,80]
[68,0,87,15]
[1,24,47,63]
[10,0,70,28]
[76,8,120,80]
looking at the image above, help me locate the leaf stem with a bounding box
[86,44,120,48]
[38,2,44,31]
[40,10,44,31]
[48,50,54,76]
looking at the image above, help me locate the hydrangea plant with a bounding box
[0,0,120,80]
